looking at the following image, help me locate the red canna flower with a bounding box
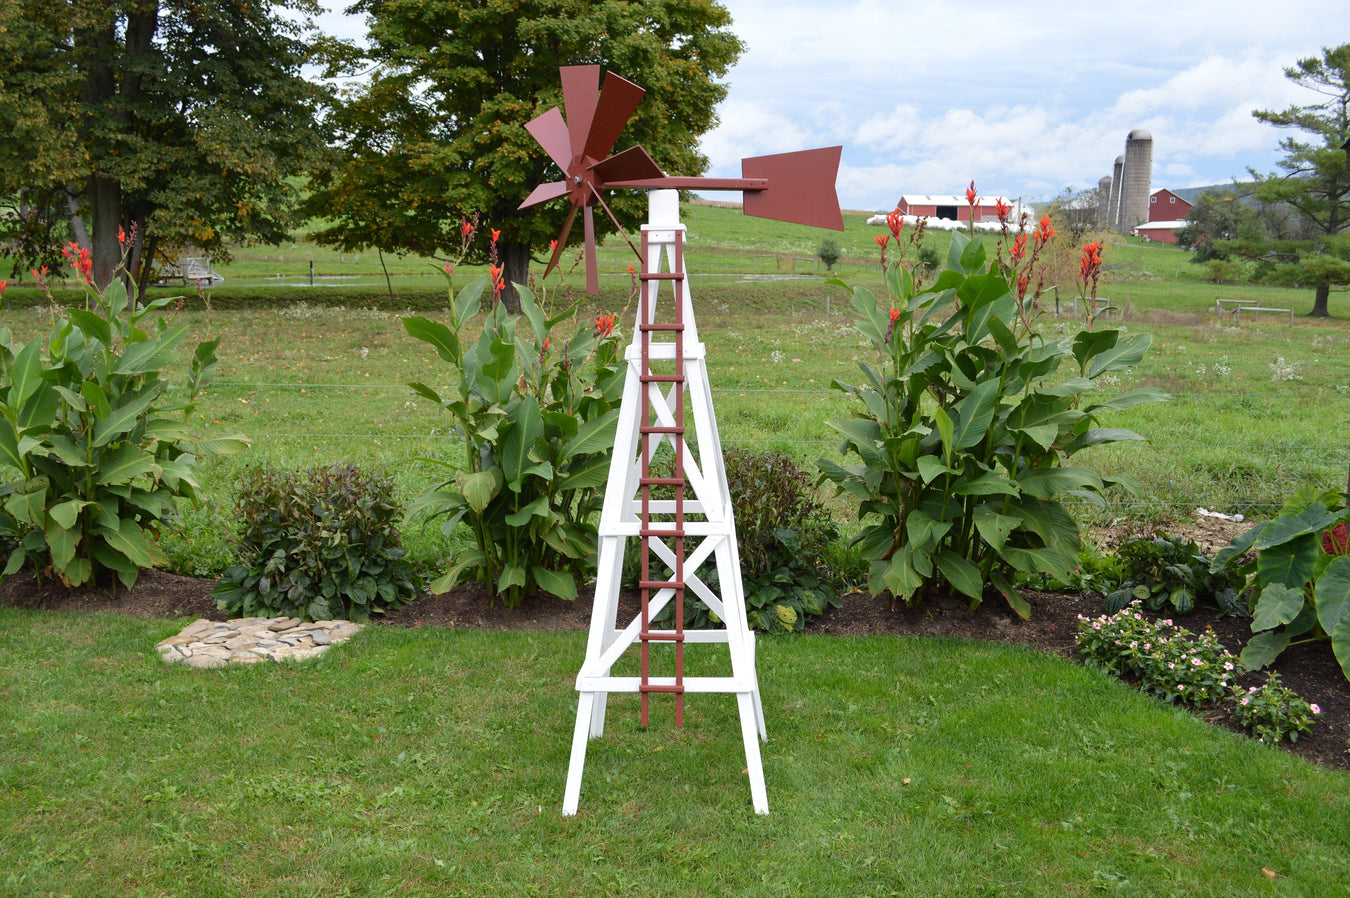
[489,264,504,294]
[1079,241,1104,280]
[965,180,977,206]
[549,239,558,254]
[118,225,127,246]
[995,198,1011,224]
[1323,522,1349,555]
[491,228,500,243]
[874,234,890,248]
[0,279,6,297]
[626,264,634,274]
[1010,233,1028,262]
[1033,214,1056,247]
[886,208,904,239]
[543,337,549,350]
[594,313,616,337]
[444,263,453,275]
[1016,273,1031,300]
[889,306,900,323]
[461,217,473,239]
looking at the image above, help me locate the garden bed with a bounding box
[3,562,1346,771]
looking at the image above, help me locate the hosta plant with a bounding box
[0,242,247,587]
[1212,486,1350,679]
[404,274,625,606]
[818,218,1168,617]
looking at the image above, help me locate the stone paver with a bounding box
[157,617,363,667]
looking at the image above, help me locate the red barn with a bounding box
[1132,188,1193,244]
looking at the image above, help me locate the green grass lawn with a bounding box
[3,608,1348,897]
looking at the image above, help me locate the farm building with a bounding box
[874,194,1034,231]
[1132,188,1193,244]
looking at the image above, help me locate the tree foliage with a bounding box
[0,0,330,286]
[1246,44,1350,316]
[305,0,744,310]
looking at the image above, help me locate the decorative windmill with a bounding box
[519,65,843,816]
[519,65,843,294]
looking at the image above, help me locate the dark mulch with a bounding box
[3,561,1346,772]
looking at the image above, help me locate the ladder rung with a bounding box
[639,477,685,487]
[640,272,684,281]
[640,323,684,332]
[639,683,686,694]
[640,630,686,643]
[639,425,683,434]
[640,579,684,591]
[639,374,685,384]
[639,527,686,538]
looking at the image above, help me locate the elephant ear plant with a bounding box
[817,220,1168,618]
[1212,486,1350,679]
[0,241,248,588]
[403,273,625,607]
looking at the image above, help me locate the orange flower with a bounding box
[1079,241,1103,279]
[889,306,900,323]
[460,217,473,239]
[444,263,453,275]
[995,198,1011,224]
[549,239,558,254]
[543,337,549,350]
[1033,214,1056,246]
[886,208,904,239]
[1016,273,1030,300]
[118,226,127,246]
[965,180,977,206]
[491,228,500,243]
[874,234,890,248]
[594,313,616,337]
[489,264,504,293]
[1010,233,1028,262]
[0,279,6,297]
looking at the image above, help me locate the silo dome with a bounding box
[1128,128,1152,141]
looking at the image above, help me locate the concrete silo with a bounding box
[1097,175,1113,226]
[1119,128,1153,230]
[1107,155,1125,228]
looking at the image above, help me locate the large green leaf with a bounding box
[936,550,982,601]
[1251,582,1307,632]
[500,396,545,490]
[1240,629,1292,671]
[97,444,156,485]
[974,506,1018,550]
[1016,466,1104,500]
[114,327,186,376]
[533,567,577,601]
[1084,386,1171,413]
[560,408,619,460]
[91,390,159,448]
[5,339,43,410]
[458,470,501,514]
[556,454,613,492]
[44,514,79,570]
[1315,555,1350,636]
[403,316,461,365]
[1332,616,1350,683]
[1087,332,1152,378]
[948,378,999,451]
[4,478,47,528]
[827,417,885,468]
[1255,534,1319,590]
[48,498,92,530]
[453,277,486,330]
[66,309,112,348]
[905,510,951,549]
[1253,504,1338,550]
[505,495,551,526]
[97,518,155,568]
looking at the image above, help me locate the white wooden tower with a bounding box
[562,190,768,816]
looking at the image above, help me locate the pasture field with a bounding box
[2,203,1348,578]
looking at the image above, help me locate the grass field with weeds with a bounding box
[3,608,1349,896]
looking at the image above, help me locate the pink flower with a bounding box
[1311,704,1322,714]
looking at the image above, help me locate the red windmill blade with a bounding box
[520,65,844,295]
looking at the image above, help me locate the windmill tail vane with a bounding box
[519,65,844,294]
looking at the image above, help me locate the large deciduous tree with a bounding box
[0,0,329,287]
[305,0,744,312]
[1248,44,1350,317]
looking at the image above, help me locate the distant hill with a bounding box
[1167,184,1236,203]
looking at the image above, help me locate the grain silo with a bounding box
[1119,129,1153,230]
[1107,155,1125,228]
[1097,176,1113,225]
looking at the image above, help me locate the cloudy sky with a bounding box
[317,0,1347,211]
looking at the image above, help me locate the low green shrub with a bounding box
[1232,672,1322,744]
[1077,603,1239,705]
[1104,533,1245,617]
[212,464,420,621]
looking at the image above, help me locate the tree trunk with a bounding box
[86,175,122,289]
[1311,283,1331,318]
[499,242,530,315]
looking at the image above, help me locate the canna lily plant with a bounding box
[818,188,1169,617]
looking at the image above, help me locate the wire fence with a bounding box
[198,378,1350,524]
